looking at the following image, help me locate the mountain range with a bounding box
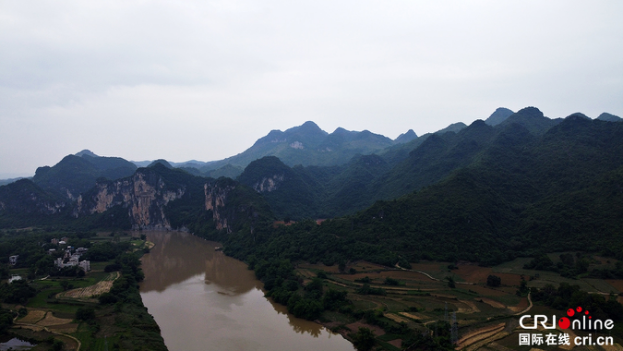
[1,106,622,266]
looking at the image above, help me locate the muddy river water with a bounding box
[140,232,355,351]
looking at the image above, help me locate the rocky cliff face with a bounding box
[74,166,268,233]
[204,182,235,230]
[76,169,185,230]
[252,174,284,193]
[203,177,270,234]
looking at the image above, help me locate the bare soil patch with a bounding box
[602,343,623,351]
[19,309,46,324]
[57,272,118,300]
[466,331,510,351]
[349,261,389,272]
[388,339,403,348]
[455,264,523,286]
[487,341,515,351]
[384,313,410,324]
[47,323,79,333]
[454,265,492,284]
[480,298,506,309]
[456,322,506,350]
[398,312,421,320]
[606,279,623,293]
[344,321,385,337]
[465,285,508,297]
[37,312,73,327]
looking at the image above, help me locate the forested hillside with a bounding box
[1,107,622,269]
[225,114,623,267]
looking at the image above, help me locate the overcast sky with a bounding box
[1,1,622,178]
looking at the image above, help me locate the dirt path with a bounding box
[395,264,441,281]
[513,292,532,316]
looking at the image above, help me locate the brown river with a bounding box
[140,232,355,351]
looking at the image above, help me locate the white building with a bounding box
[55,256,90,272]
[8,255,18,265]
[78,260,91,272]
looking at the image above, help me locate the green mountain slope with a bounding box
[200,121,403,172]
[229,115,623,269]
[328,115,623,264]
[484,107,514,126]
[233,107,623,225]
[32,153,137,200]
[0,179,67,227]
[238,156,319,220]
[597,112,622,122]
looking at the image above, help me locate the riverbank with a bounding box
[140,231,355,351]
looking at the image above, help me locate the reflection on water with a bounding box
[140,232,354,351]
[140,232,260,294]
[0,338,35,350]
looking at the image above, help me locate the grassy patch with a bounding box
[321,310,356,324]
[583,278,619,294]
[377,340,402,351]
[377,333,402,342]
[352,299,379,310]
[378,298,408,312]
[73,324,120,351]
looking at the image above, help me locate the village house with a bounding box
[54,246,90,272]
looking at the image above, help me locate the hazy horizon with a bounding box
[2,1,622,177]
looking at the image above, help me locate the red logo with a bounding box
[559,306,590,330]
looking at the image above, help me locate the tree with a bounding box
[0,308,13,334]
[352,327,376,351]
[75,307,95,321]
[446,276,456,289]
[486,275,501,287]
[384,277,400,286]
[559,253,574,266]
[52,339,63,351]
[338,261,346,273]
[60,280,73,291]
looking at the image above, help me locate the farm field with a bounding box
[299,258,623,350]
[5,232,152,351]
